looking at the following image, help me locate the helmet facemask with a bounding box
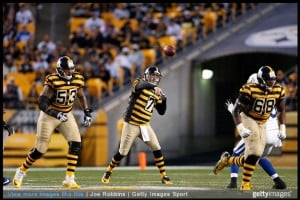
[56,56,75,80]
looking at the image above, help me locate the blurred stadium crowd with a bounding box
[3,3,297,111]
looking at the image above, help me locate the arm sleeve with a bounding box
[38,95,58,118]
[156,95,167,115]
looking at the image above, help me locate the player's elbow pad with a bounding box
[38,95,51,112]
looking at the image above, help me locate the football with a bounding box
[163,45,176,56]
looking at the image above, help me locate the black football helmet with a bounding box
[56,56,75,80]
[257,66,276,90]
[144,65,161,85]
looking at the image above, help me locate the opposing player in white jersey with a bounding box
[225,73,286,189]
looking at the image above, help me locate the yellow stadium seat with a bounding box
[17,23,36,35]
[69,17,87,33]
[24,72,36,83]
[166,4,182,18]
[111,19,127,31]
[153,12,163,19]
[16,41,26,51]
[129,19,138,31]
[181,22,193,29]
[109,48,118,59]
[158,36,178,47]
[101,12,115,22]
[3,40,9,48]
[166,11,181,18]
[167,4,181,13]
[147,36,157,46]
[181,23,197,45]
[79,48,86,55]
[5,72,31,97]
[141,49,157,68]
[36,84,44,95]
[86,78,105,102]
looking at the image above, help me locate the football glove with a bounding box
[278,124,286,141]
[83,108,92,127]
[57,112,68,122]
[236,123,251,138]
[224,99,234,114]
[3,121,15,136]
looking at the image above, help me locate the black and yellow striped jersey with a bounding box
[44,72,85,113]
[239,82,285,123]
[124,78,166,126]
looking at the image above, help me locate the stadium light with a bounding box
[202,69,214,80]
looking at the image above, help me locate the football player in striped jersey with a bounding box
[213,66,286,190]
[13,56,92,189]
[224,73,286,190]
[101,65,173,185]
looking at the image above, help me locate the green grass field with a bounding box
[3,166,297,199]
